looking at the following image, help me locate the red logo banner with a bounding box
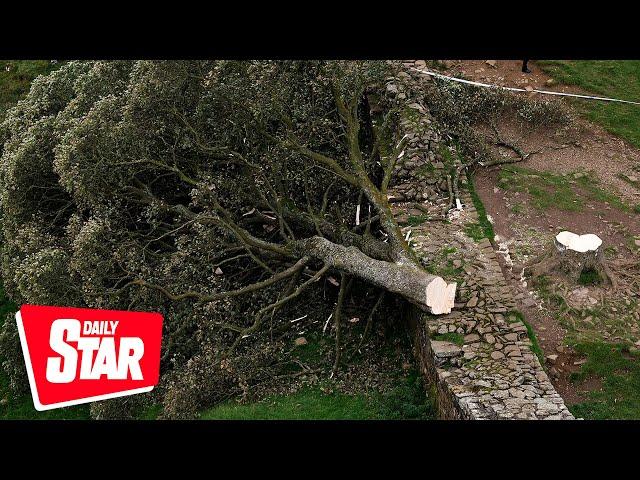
[16,305,163,411]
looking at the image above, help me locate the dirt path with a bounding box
[446,60,640,405]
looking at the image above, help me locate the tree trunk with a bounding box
[296,236,457,314]
[554,231,603,278]
[525,231,616,287]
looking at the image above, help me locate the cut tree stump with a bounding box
[525,231,616,287]
[554,231,603,279]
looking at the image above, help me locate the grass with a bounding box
[1,296,432,419]
[464,223,485,242]
[428,60,449,71]
[0,388,91,420]
[201,371,435,420]
[533,271,640,346]
[0,61,59,120]
[201,321,436,420]
[507,310,545,365]
[538,61,640,149]
[497,165,631,213]
[466,170,495,241]
[433,332,464,346]
[0,310,435,420]
[0,272,434,420]
[569,342,640,419]
[510,202,525,215]
[424,246,464,281]
[138,404,163,420]
[531,275,569,312]
[578,268,602,286]
[407,214,429,226]
[201,389,378,420]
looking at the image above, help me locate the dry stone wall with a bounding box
[384,64,460,204]
[390,61,574,420]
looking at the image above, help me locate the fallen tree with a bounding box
[0,61,455,417]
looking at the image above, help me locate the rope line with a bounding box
[410,67,640,106]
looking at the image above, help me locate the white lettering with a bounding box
[81,320,120,336]
[46,319,80,383]
[46,319,144,382]
[117,337,144,380]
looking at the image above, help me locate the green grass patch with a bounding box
[200,371,435,420]
[497,165,630,213]
[510,202,525,214]
[407,214,429,226]
[507,310,544,365]
[414,163,436,178]
[538,60,640,149]
[0,389,91,420]
[531,275,570,312]
[201,319,436,420]
[569,342,640,419]
[578,268,602,286]
[428,60,449,72]
[438,144,454,167]
[522,318,545,365]
[466,170,495,241]
[433,332,464,346]
[464,222,485,242]
[138,404,163,420]
[498,166,581,211]
[424,247,464,281]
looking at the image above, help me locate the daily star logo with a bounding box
[16,305,163,411]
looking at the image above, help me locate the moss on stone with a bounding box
[433,332,464,346]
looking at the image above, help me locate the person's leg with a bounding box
[522,59,531,74]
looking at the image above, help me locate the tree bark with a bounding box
[295,236,456,314]
[554,231,603,278]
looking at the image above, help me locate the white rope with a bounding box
[410,67,640,106]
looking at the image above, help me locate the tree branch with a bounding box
[134,256,310,302]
